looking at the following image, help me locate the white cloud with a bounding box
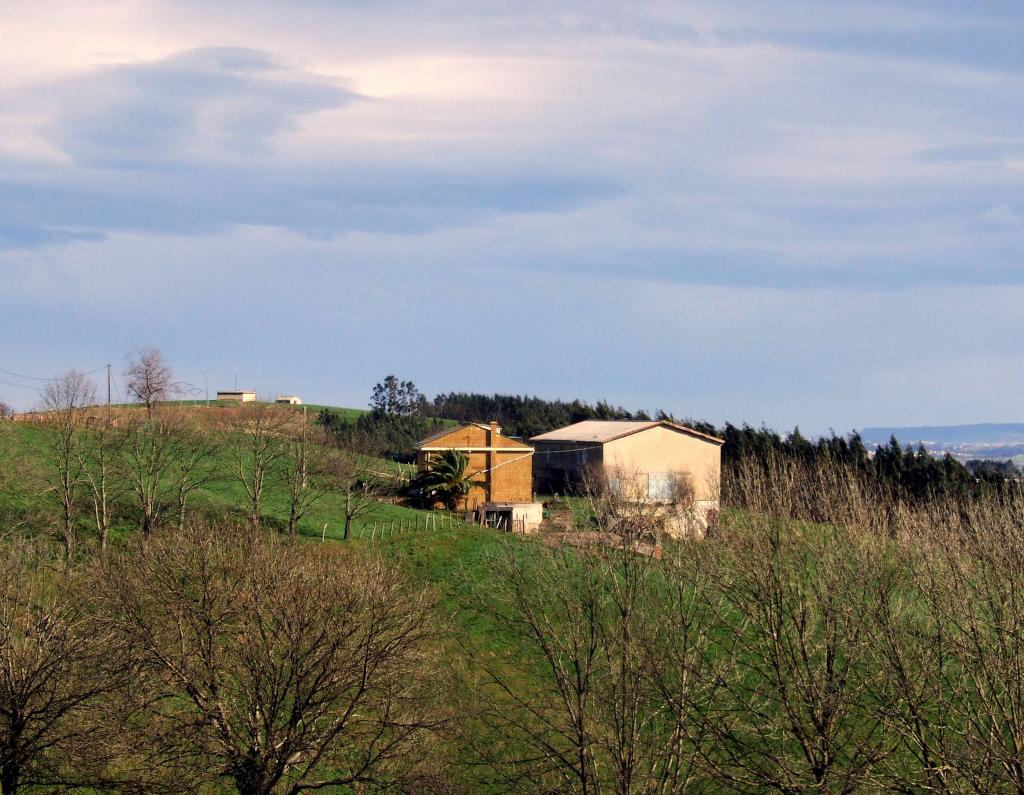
[1,0,1023,427]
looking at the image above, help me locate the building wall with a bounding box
[603,425,721,502]
[416,423,534,509]
[217,392,256,403]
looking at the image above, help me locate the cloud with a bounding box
[978,203,1022,229]
[2,1,1024,429]
[41,47,357,167]
[0,46,620,248]
[2,225,1022,429]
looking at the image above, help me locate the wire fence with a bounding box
[349,510,467,541]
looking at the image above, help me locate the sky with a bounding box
[1,0,1022,433]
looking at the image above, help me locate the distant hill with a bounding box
[859,423,1024,446]
[858,423,1024,462]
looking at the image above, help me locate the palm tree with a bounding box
[413,450,476,511]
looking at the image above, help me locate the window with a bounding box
[648,473,673,501]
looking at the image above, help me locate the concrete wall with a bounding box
[533,424,722,536]
[603,425,721,502]
[217,392,256,403]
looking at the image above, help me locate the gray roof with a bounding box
[530,420,723,445]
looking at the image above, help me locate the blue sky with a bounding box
[1,0,1022,432]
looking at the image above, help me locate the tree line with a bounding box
[717,423,1018,503]
[317,378,651,462]
[316,376,1020,502]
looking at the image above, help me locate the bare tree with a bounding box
[226,403,289,532]
[123,346,181,418]
[642,546,735,793]
[118,413,190,538]
[698,520,894,793]
[577,465,701,549]
[0,541,124,794]
[867,543,958,793]
[464,529,698,794]
[330,437,388,540]
[0,402,12,419]
[92,523,445,794]
[913,505,1024,792]
[279,413,333,537]
[39,371,96,566]
[171,417,219,532]
[77,419,124,555]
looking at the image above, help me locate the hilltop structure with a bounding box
[216,390,257,403]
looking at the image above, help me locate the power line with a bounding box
[0,364,109,383]
[0,379,43,392]
[0,366,50,382]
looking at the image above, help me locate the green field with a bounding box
[2,414,427,539]
[4,413,1024,793]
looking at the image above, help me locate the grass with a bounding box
[13,417,1016,791]
[108,399,368,423]
[2,408,533,630]
[1,416,426,544]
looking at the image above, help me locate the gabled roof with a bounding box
[416,422,531,450]
[530,420,724,446]
[417,423,489,446]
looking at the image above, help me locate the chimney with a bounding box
[489,420,500,441]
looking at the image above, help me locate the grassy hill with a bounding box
[108,399,368,423]
[5,410,1024,792]
[1,408,431,544]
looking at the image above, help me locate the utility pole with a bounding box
[301,404,308,489]
[106,363,111,425]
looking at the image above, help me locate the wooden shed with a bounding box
[415,421,534,511]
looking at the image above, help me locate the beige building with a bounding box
[531,420,724,535]
[416,422,543,532]
[275,395,303,405]
[217,390,257,403]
